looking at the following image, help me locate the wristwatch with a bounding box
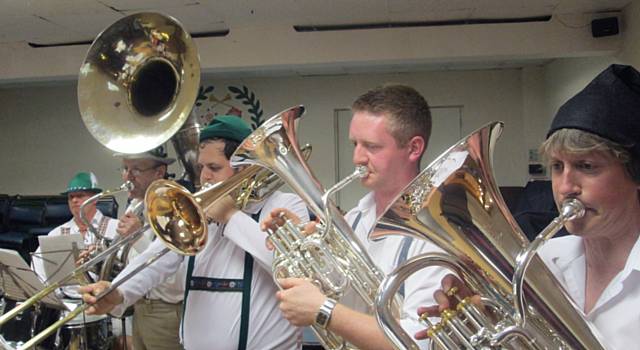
[315,297,337,329]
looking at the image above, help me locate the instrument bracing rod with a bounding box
[18,246,171,350]
[0,224,149,328]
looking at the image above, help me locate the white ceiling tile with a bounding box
[0,14,78,44]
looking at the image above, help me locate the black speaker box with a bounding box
[591,17,619,38]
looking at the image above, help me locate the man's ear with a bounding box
[407,136,425,163]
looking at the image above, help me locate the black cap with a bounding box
[547,64,640,158]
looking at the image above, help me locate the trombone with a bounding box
[1,11,201,350]
[7,156,293,349]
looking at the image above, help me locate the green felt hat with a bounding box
[61,172,102,195]
[199,115,252,143]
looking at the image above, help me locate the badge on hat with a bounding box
[113,145,176,165]
[62,172,102,195]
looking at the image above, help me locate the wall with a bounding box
[619,0,640,67]
[0,68,527,199]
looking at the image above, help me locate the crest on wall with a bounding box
[193,84,265,129]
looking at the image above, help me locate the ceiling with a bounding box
[0,0,632,77]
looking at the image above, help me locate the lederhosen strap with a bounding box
[351,210,411,297]
[182,212,259,350]
[62,216,108,243]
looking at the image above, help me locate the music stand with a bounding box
[34,234,85,287]
[0,248,65,310]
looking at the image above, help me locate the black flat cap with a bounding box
[547,64,640,158]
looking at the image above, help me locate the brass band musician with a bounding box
[82,116,308,350]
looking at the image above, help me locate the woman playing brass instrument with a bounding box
[419,64,640,349]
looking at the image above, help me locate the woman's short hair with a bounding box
[540,128,640,183]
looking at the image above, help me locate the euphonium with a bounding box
[231,105,393,350]
[372,122,605,349]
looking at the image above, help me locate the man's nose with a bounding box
[352,145,367,165]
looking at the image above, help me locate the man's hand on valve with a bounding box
[276,277,327,327]
[260,208,318,251]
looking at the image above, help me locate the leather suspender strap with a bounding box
[97,216,109,238]
[350,211,363,231]
[238,212,261,350]
[181,255,195,341]
[237,252,254,350]
[181,211,260,350]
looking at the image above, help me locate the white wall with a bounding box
[535,1,640,140]
[0,68,528,199]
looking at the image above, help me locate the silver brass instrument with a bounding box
[99,197,145,282]
[231,105,392,350]
[372,122,605,349]
[77,181,135,282]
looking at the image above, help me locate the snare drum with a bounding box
[57,299,111,350]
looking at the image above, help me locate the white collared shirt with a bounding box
[32,211,119,296]
[113,191,307,350]
[344,192,448,350]
[539,234,640,350]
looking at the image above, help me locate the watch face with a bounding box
[316,312,329,327]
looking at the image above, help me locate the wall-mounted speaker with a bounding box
[591,17,619,38]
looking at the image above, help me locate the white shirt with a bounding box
[129,207,185,304]
[344,192,448,349]
[32,211,118,296]
[113,191,308,350]
[539,235,640,350]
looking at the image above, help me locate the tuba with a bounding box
[0,12,205,350]
[231,105,393,350]
[372,122,605,349]
[75,11,202,282]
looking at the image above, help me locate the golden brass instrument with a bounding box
[77,13,200,158]
[231,105,393,350]
[0,12,204,350]
[372,122,605,349]
[5,149,294,350]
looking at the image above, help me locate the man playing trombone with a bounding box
[81,115,308,350]
[113,145,185,350]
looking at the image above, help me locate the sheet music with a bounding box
[35,234,85,286]
[0,249,65,309]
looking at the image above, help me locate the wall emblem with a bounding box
[194,85,264,129]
